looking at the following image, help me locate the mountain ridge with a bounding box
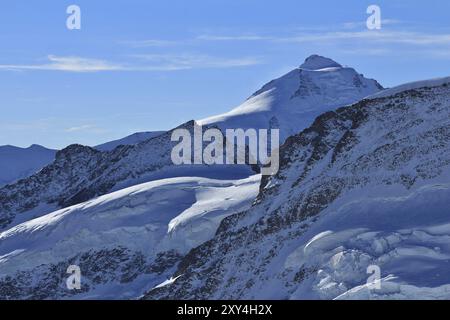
[145,78,450,300]
[0,131,166,188]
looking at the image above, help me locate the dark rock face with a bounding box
[143,83,450,300]
[0,247,183,300]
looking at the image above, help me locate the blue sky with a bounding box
[1,0,450,149]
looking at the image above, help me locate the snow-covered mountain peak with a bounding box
[199,55,383,141]
[300,54,343,70]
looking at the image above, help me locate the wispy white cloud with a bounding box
[342,19,402,29]
[2,28,448,74]
[337,47,393,56]
[121,39,182,47]
[195,28,450,47]
[0,53,262,73]
[65,124,106,133]
[197,34,270,41]
[421,48,450,58]
[275,30,450,45]
[132,53,263,70]
[0,55,124,72]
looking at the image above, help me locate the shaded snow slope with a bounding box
[0,174,260,299]
[199,55,383,142]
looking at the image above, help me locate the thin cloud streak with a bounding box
[196,29,450,46]
[342,19,402,29]
[120,39,183,48]
[0,55,124,72]
[0,54,263,73]
[132,53,264,70]
[65,124,96,133]
[65,124,108,134]
[197,35,270,41]
[275,30,450,45]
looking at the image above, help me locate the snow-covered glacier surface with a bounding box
[0,175,260,299]
[287,182,450,300]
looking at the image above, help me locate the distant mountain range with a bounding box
[0,144,56,187]
[0,131,165,187]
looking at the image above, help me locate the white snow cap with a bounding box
[199,54,382,142]
[300,54,343,70]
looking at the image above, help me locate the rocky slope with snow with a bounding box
[145,79,450,300]
[0,121,255,231]
[0,133,165,189]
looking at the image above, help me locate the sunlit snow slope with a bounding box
[0,175,260,299]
